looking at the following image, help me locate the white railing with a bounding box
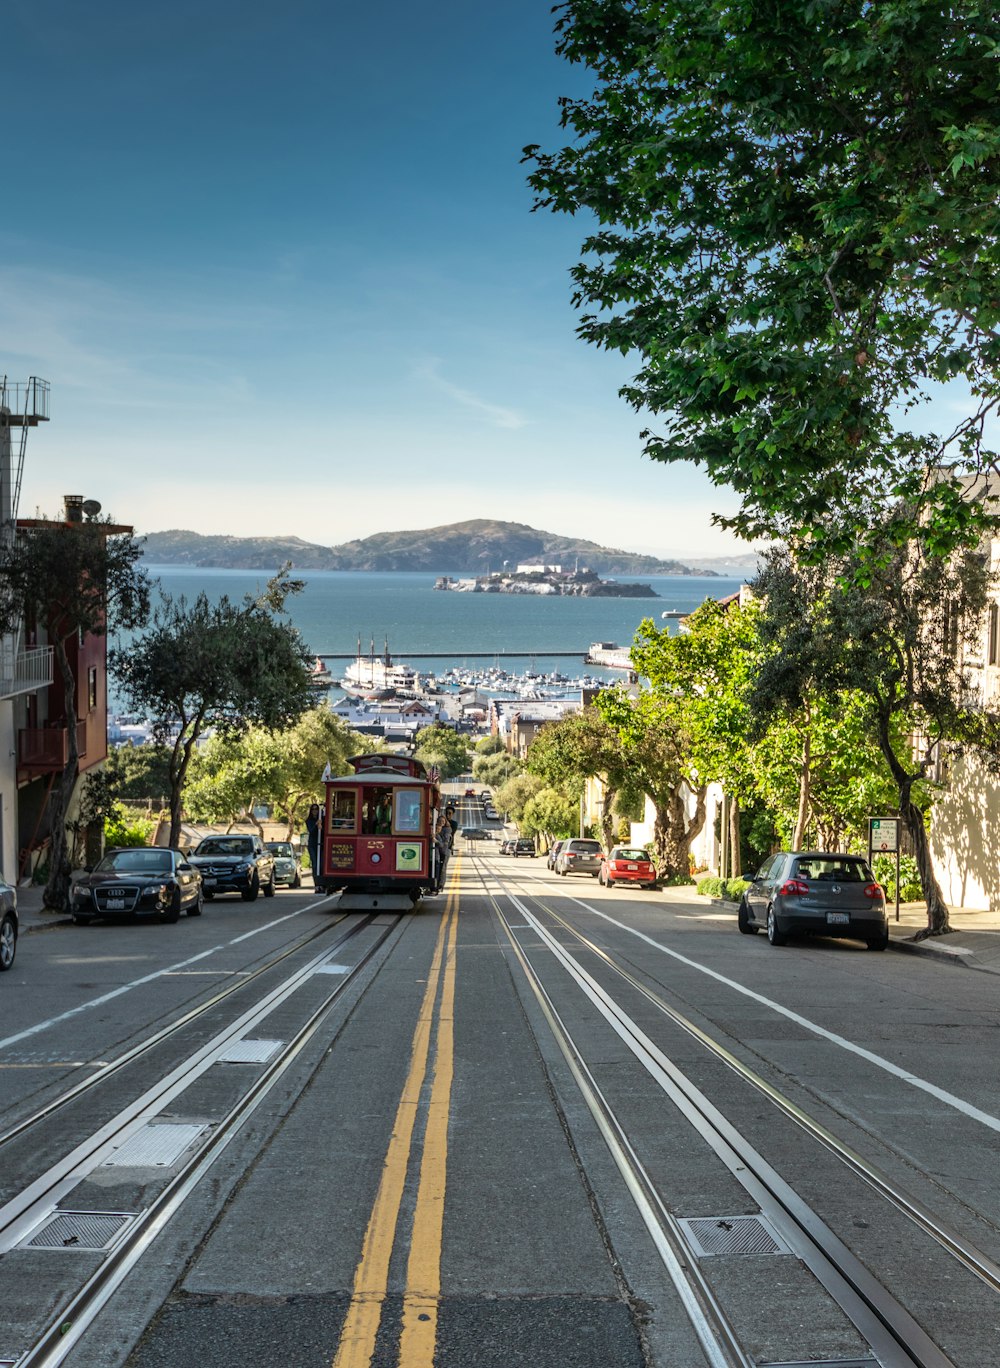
[0,638,54,699]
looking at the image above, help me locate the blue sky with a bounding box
[2,0,748,560]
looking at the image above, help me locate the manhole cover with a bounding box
[101,1122,207,1167]
[217,1038,283,1063]
[678,1214,788,1257]
[22,1210,134,1251]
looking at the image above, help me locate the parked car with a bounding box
[546,840,565,871]
[739,850,889,950]
[484,806,499,820]
[599,846,657,889]
[265,841,302,888]
[479,791,492,803]
[499,839,515,855]
[188,834,276,902]
[555,839,604,877]
[0,877,17,969]
[71,847,203,925]
[512,838,536,857]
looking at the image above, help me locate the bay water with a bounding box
[131,568,743,683]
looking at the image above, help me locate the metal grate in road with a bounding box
[22,1210,134,1251]
[678,1213,788,1257]
[758,1360,877,1367]
[217,1038,283,1063]
[100,1122,207,1167]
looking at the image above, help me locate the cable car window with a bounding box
[362,788,393,834]
[329,791,357,830]
[394,789,422,833]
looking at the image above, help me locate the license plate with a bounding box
[204,878,216,886]
[628,864,638,870]
[827,912,850,924]
[107,898,125,910]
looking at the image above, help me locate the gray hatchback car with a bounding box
[739,850,888,950]
[555,839,604,878]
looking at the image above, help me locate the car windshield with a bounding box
[98,849,172,874]
[792,857,872,882]
[613,849,648,861]
[196,838,254,856]
[267,843,294,858]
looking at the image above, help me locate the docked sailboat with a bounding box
[340,637,421,698]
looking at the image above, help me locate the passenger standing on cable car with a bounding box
[305,803,321,891]
[434,813,453,892]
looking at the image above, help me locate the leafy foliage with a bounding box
[413,725,472,780]
[527,1,1000,557]
[110,568,314,846]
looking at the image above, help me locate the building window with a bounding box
[88,666,98,710]
[989,604,999,666]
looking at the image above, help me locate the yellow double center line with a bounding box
[332,863,460,1368]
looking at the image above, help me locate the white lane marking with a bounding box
[558,891,1000,1136]
[0,907,315,1053]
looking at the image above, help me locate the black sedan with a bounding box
[739,850,888,950]
[0,876,17,970]
[71,847,203,925]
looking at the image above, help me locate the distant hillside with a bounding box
[141,521,716,576]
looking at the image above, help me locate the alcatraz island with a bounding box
[433,562,658,598]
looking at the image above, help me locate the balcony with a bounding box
[0,376,49,423]
[0,644,54,700]
[17,721,87,772]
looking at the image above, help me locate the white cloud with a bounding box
[412,358,528,430]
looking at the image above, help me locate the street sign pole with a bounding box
[869,816,901,922]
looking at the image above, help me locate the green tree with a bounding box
[526,708,629,849]
[474,734,505,756]
[413,724,472,780]
[472,748,523,789]
[494,772,543,825]
[267,707,364,837]
[527,2,1000,558]
[183,728,285,835]
[750,542,1000,935]
[110,568,313,848]
[521,787,579,845]
[0,514,150,909]
[105,744,174,804]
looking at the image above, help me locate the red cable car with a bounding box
[315,754,444,910]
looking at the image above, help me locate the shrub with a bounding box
[696,876,724,898]
[724,877,750,902]
[105,804,154,850]
[872,854,922,902]
[662,873,695,887]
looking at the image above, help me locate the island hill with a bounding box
[435,563,658,598]
[139,519,717,577]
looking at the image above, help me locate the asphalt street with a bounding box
[3,797,1000,1367]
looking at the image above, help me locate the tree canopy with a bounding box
[526,1,1000,558]
[413,724,472,780]
[110,568,313,847]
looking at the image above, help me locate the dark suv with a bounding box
[512,839,535,857]
[188,835,276,902]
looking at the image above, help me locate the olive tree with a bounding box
[110,568,313,848]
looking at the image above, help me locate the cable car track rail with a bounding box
[476,857,960,1368]
[0,912,403,1368]
[0,911,354,1152]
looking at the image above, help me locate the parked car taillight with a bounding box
[864,883,884,899]
[778,879,809,895]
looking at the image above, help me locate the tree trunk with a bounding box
[43,636,80,912]
[654,782,707,878]
[167,726,199,848]
[792,721,811,849]
[600,782,618,850]
[728,795,741,877]
[876,715,951,936]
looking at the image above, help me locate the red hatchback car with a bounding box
[599,846,657,889]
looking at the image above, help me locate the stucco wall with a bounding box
[930,750,999,911]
